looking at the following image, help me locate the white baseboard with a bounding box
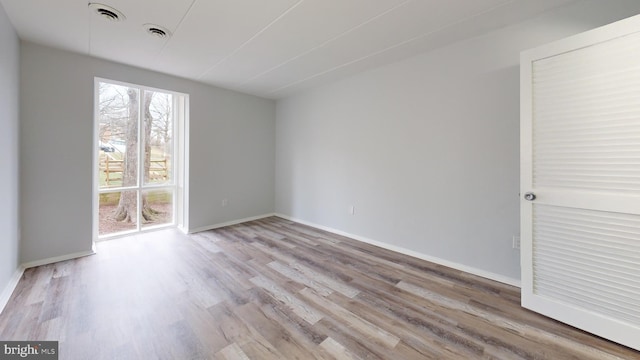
[275,213,521,288]
[0,266,25,315]
[21,250,96,270]
[188,213,276,234]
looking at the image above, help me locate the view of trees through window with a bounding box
[97,81,176,236]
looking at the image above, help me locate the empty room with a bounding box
[1,0,640,359]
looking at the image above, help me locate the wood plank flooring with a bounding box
[1,216,638,359]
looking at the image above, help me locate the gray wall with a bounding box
[20,42,275,264]
[275,0,640,283]
[0,2,20,303]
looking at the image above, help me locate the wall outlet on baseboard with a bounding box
[222,199,228,207]
[512,235,521,249]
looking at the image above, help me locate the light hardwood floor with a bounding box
[1,217,638,359]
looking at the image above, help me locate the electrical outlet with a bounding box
[512,235,521,249]
[222,199,228,207]
[349,205,355,215]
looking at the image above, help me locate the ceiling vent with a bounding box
[144,24,171,39]
[88,3,125,22]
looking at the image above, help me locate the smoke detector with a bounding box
[143,24,171,39]
[88,3,125,22]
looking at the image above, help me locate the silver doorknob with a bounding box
[524,192,536,201]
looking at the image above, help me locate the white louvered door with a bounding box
[521,15,640,351]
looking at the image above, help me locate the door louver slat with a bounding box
[532,205,640,327]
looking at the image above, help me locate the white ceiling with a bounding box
[1,0,577,99]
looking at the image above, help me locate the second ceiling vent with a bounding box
[143,24,172,39]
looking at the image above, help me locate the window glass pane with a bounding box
[144,90,173,185]
[141,189,173,228]
[99,190,138,235]
[98,83,139,189]
[96,79,182,239]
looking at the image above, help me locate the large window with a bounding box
[94,79,188,239]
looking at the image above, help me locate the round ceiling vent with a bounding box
[88,3,125,22]
[143,24,171,39]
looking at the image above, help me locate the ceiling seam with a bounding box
[237,0,414,87]
[155,0,199,58]
[268,0,517,96]
[197,0,305,80]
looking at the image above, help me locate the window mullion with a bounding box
[137,88,143,232]
[98,185,139,194]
